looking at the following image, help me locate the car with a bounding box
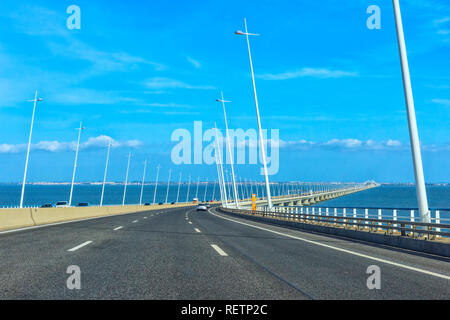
[144,203,151,206]
[171,202,175,205]
[55,201,69,208]
[40,203,53,208]
[158,202,164,205]
[196,205,207,211]
[77,202,89,207]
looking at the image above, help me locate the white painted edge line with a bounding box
[113,226,123,231]
[188,222,192,225]
[132,220,138,223]
[211,244,228,256]
[194,228,201,233]
[143,217,147,219]
[208,209,450,281]
[67,241,93,252]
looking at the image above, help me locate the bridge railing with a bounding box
[224,206,450,239]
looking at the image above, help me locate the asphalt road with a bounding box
[0,205,448,299]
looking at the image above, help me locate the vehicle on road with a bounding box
[77,202,89,207]
[40,203,53,208]
[158,202,164,205]
[144,203,150,206]
[171,202,175,205]
[55,201,69,208]
[196,204,207,211]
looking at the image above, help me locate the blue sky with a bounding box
[0,0,449,183]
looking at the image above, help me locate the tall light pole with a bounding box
[153,164,160,205]
[235,19,273,209]
[100,142,111,207]
[69,121,85,207]
[186,174,191,203]
[20,91,43,208]
[214,124,228,207]
[165,169,172,204]
[212,180,216,201]
[392,0,430,223]
[203,178,208,202]
[176,172,182,203]
[216,92,240,208]
[122,152,131,206]
[195,176,200,199]
[139,159,147,205]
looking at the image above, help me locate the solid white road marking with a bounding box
[67,241,93,252]
[132,220,138,223]
[208,209,450,281]
[113,226,123,231]
[188,222,192,224]
[194,228,201,233]
[211,244,228,256]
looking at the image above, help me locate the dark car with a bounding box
[40,203,53,208]
[144,203,151,206]
[77,202,89,207]
[158,202,164,205]
[171,202,175,205]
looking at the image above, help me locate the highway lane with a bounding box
[191,208,449,299]
[0,205,448,299]
[0,206,305,299]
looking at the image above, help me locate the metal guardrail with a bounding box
[222,207,450,240]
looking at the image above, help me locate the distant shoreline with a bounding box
[0,182,448,186]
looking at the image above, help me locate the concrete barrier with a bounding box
[0,208,36,231]
[0,203,195,232]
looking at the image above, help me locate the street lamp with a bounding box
[139,159,147,205]
[100,142,111,207]
[69,121,85,207]
[235,18,273,209]
[392,0,430,224]
[165,169,172,204]
[216,92,240,208]
[122,152,131,206]
[20,91,43,208]
[153,164,160,205]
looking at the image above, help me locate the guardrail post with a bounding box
[365,208,369,229]
[334,208,337,226]
[393,209,397,234]
[435,210,441,237]
[410,210,416,237]
[343,208,347,228]
[378,209,382,231]
[353,208,357,229]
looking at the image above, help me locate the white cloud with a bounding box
[144,77,215,90]
[257,68,359,80]
[187,56,201,69]
[277,138,404,151]
[431,98,450,106]
[0,135,143,154]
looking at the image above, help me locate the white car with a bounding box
[55,201,69,208]
[196,205,207,211]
